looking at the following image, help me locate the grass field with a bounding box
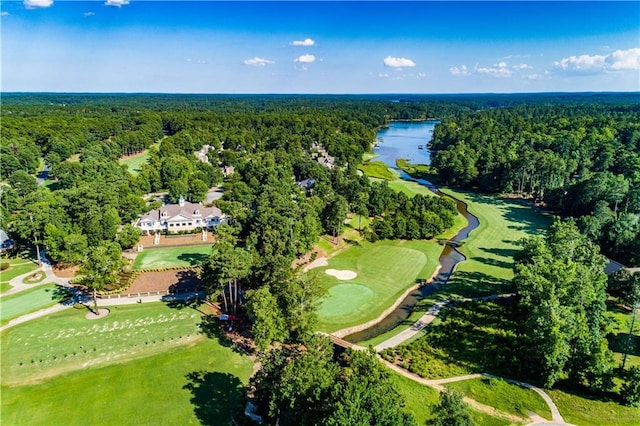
[0,284,60,325]
[358,161,399,180]
[391,373,517,425]
[0,259,39,284]
[358,190,547,346]
[381,301,521,379]
[547,388,640,426]
[437,189,550,298]
[133,245,212,270]
[445,377,552,420]
[1,303,252,425]
[0,283,12,293]
[312,239,442,332]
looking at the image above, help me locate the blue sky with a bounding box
[1,1,639,93]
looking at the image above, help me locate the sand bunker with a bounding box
[325,269,357,280]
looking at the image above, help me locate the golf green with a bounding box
[314,242,438,332]
[133,245,212,270]
[318,284,375,317]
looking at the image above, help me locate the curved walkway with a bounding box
[2,266,71,298]
[374,293,515,351]
[380,359,568,426]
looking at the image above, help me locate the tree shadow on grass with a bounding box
[609,333,640,357]
[50,285,73,303]
[177,253,210,266]
[473,256,514,270]
[445,271,512,298]
[183,371,245,426]
[480,247,517,258]
[163,296,206,314]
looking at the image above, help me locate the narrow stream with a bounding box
[343,122,480,343]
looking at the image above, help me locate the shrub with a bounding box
[0,262,9,271]
[622,366,640,407]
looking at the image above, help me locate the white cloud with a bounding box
[84,12,95,17]
[554,48,639,73]
[607,48,640,70]
[449,65,469,76]
[24,0,53,9]
[244,57,275,67]
[475,62,512,77]
[554,54,606,72]
[105,0,129,7]
[377,73,389,78]
[295,54,316,64]
[512,63,533,70]
[417,72,427,78]
[1,11,9,16]
[291,38,315,47]
[384,56,416,68]
[522,71,551,81]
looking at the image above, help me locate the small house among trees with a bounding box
[134,196,226,234]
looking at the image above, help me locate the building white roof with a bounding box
[137,200,222,224]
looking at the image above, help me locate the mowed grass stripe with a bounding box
[0,284,60,325]
[438,189,550,298]
[133,245,212,270]
[1,338,252,426]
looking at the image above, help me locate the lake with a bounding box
[374,120,437,167]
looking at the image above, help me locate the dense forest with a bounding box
[2,93,640,422]
[429,101,640,265]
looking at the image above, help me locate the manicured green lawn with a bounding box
[1,302,211,385]
[548,388,640,426]
[0,284,60,325]
[119,151,151,175]
[2,324,252,425]
[358,161,399,180]
[387,179,438,198]
[0,283,12,294]
[445,377,552,420]
[391,373,518,426]
[312,239,442,332]
[133,245,212,270]
[355,190,546,346]
[438,189,550,298]
[0,259,39,283]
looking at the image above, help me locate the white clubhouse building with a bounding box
[135,197,225,234]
